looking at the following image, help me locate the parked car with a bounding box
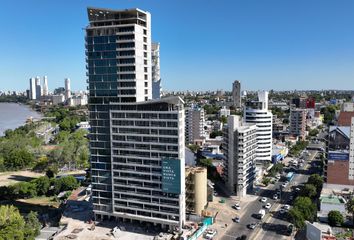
[273,194,278,200]
[233,216,240,223]
[261,197,267,202]
[265,203,272,209]
[204,229,217,239]
[248,223,257,230]
[283,204,290,210]
[279,208,286,214]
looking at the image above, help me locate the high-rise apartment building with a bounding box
[223,115,257,197]
[29,77,36,100]
[35,76,42,100]
[151,42,161,99]
[185,105,205,144]
[42,76,48,96]
[86,7,185,230]
[65,78,71,100]
[244,91,273,163]
[232,80,241,109]
[290,109,307,140]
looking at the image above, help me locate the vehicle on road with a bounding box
[233,203,241,210]
[273,194,278,200]
[233,216,240,223]
[279,208,286,214]
[261,197,267,202]
[248,223,257,230]
[258,209,266,219]
[283,204,290,210]
[286,172,294,182]
[281,183,287,188]
[204,229,217,239]
[265,203,271,209]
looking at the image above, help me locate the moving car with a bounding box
[261,197,267,202]
[265,203,271,209]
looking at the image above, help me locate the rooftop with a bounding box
[337,111,354,126]
[320,195,346,205]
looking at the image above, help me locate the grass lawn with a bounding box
[0,170,44,186]
[17,196,60,208]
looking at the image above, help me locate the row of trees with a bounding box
[289,174,323,228]
[289,140,309,156]
[0,205,41,240]
[0,175,79,200]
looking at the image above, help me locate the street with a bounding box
[219,150,319,240]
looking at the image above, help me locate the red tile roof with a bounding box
[338,112,354,126]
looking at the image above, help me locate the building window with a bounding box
[145,89,148,94]
[143,29,147,35]
[144,45,147,50]
[145,97,148,101]
[143,37,147,43]
[144,60,147,65]
[144,67,147,73]
[144,75,148,80]
[144,52,147,58]
[144,82,148,87]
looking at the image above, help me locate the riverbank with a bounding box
[0,102,43,136]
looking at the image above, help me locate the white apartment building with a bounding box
[244,91,273,163]
[151,42,161,99]
[29,77,36,100]
[35,76,42,100]
[42,76,48,96]
[223,115,257,197]
[185,105,205,144]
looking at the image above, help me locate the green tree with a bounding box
[293,197,317,222]
[53,176,79,194]
[328,210,344,226]
[45,167,58,179]
[210,130,223,138]
[24,211,41,240]
[32,176,50,196]
[346,198,354,226]
[0,205,26,240]
[10,182,37,199]
[187,144,200,153]
[4,148,35,170]
[288,208,306,229]
[220,115,227,124]
[300,184,317,199]
[198,158,213,167]
[308,174,324,192]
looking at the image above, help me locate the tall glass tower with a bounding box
[86,7,185,230]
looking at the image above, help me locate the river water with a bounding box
[0,102,42,136]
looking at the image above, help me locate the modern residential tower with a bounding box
[232,80,241,109]
[244,91,273,163]
[86,7,185,230]
[290,108,306,140]
[35,76,42,100]
[65,78,71,100]
[42,76,48,96]
[223,115,257,197]
[29,77,36,100]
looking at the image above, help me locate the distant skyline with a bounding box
[0,0,353,92]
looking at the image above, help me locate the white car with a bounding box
[233,216,240,223]
[233,203,241,210]
[261,197,267,202]
[283,204,290,210]
[281,183,287,188]
[265,203,272,209]
[273,194,278,200]
[204,229,217,240]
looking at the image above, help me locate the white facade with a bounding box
[29,77,36,100]
[35,76,42,100]
[342,102,354,112]
[219,106,230,117]
[151,42,161,99]
[232,80,241,109]
[185,106,205,144]
[65,78,71,100]
[42,76,48,96]
[69,93,88,106]
[244,91,273,163]
[223,115,257,197]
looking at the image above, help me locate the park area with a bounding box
[0,170,44,186]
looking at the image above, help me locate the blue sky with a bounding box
[1,0,353,92]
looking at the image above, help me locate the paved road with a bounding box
[255,150,318,240]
